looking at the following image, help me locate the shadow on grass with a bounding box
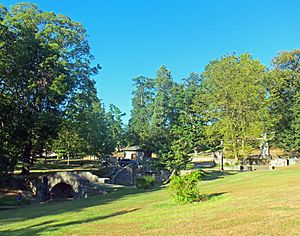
[201,170,237,181]
[0,186,162,227]
[0,208,140,236]
[206,192,228,200]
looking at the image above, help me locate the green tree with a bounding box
[127,76,155,153]
[162,73,205,172]
[198,53,268,161]
[53,85,114,163]
[0,3,100,173]
[106,104,126,151]
[270,50,300,152]
[129,68,204,171]
[149,65,174,154]
[128,66,175,155]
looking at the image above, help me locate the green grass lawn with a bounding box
[1,166,300,235]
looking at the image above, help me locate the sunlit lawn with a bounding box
[1,166,300,235]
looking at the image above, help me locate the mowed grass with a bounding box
[1,166,300,236]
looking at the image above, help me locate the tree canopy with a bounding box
[269,50,300,153]
[128,52,299,171]
[198,53,268,160]
[0,3,121,174]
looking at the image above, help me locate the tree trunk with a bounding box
[241,139,245,159]
[163,169,176,185]
[44,150,47,164]
[67,152,70,166]
[193,148,198,156]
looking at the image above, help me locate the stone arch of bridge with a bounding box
[50,182,74,199]
[47,173,81,193]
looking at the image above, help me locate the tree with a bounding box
[198,53,268,161]
[162,73,205,172]
[269,50,300,153]
[177,73,205,154]
[0,3,100,173]
[149,65,174,154]
[128,66,176,155]
[127,76,155,152]
[106,104,126,151]
[53,85,114,163]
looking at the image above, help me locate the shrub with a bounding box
[135,176,156,189]
[169,170,205,204]
[224,162,230,167]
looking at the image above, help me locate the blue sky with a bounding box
[2,0,300,123]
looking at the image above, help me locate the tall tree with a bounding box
[53,82,114,163]
[198,53,268,161]
[178,73,205,154]
[149,65,174,154]
[162,73,205,172]
[128,76,155,152]
[106,104,126,151]
[0,3,100,173]
[270,50,300,152]
[128,66,176,155]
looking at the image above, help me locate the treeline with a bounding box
[127,52,300,171]
[0,3,124,175]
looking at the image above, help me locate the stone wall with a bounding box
[111,165,170,186]
[270,157,300,168]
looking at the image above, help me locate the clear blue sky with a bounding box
[2,0,300,123]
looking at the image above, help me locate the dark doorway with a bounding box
[50,182,74,200]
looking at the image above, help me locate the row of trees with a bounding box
[0,3,124,175]
[127,51,300,171]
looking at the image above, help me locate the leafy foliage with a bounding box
[269,50,300,152]
[127,76,155,151]
[128,68,204,171]
[0,3,115,174]
[169,170,205,204]
[106,104,126,151]
[196,53,268,160]
[128,66,176,155]
[135,176,156,189]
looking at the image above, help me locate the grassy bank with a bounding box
[1,166,300,235]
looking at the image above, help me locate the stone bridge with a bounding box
[32,172,99,202]
[27,167,170,201]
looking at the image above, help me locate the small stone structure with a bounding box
[33,171,110,202]
[270,157,300,169]
[121,146,146,161]
[34,172,89,201]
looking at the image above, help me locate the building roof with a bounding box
[121,146,142,151]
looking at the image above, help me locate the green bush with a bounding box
[169,170,205,204]
[224,162,230,167]
[135,176,156,189]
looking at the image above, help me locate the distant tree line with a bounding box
[127,52,300,171]
[0,3,124,175]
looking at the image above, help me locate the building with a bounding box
[121,146,145,161]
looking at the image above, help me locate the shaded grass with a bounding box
[201,170,237,181]
[1,167,300,235]
[0,197,30,207]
